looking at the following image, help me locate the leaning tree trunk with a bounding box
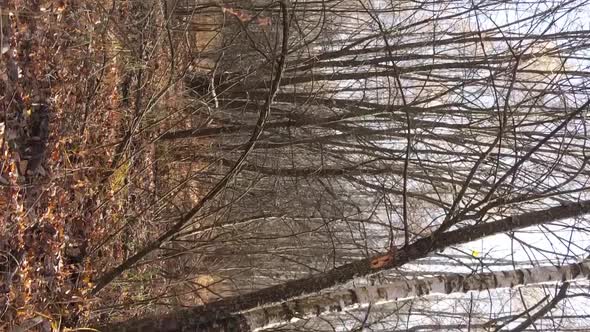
[96,200,590,332]
[242,259,590,330]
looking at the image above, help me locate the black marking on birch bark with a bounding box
[377,286,387,300]
[314,305,321,317]
[444,278,452,294]
[570,263,581,279]
[457,275,467,292]
[416,280,426,296]
[349,289,359,305]
[578,261,590,278]
[293,299,303,317]
[329,303,342,312]
[262,307,270,326]
[515,269,525,286]
[281,302,294,321]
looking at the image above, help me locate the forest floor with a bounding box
[0,0,204,330]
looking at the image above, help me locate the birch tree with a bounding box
[97,202,590,331]
[241,259,590,331]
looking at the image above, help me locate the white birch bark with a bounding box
[244,259,590,331]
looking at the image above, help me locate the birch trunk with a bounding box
[98,201,590,332]
[243,259,590,330]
